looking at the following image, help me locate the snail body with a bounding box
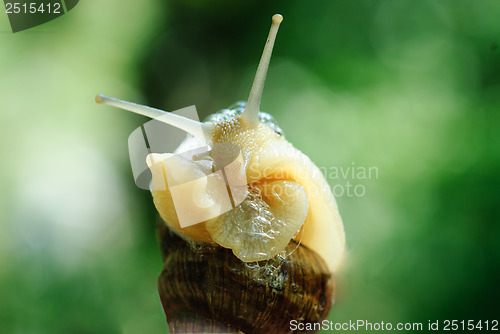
[97,14,345,333]
[96,14,345,272]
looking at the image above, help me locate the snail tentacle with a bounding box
[95,94,213,140]
[241,14,283,128]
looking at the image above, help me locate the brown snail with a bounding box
[96,14,345,333]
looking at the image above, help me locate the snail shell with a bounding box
[157,219,335,334]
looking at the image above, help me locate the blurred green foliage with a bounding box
[0,0,499,333]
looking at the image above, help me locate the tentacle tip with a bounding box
[95,94,104,104]
[272,14,283,24]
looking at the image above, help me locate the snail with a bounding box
[96,14,345,333]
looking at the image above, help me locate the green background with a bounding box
[0,0,499,333]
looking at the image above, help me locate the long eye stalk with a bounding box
[241,14,283,128]
[95,94,213,140]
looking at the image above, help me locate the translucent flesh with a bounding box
[205,180,308,262]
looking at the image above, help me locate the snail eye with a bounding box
[204,101,284,136]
